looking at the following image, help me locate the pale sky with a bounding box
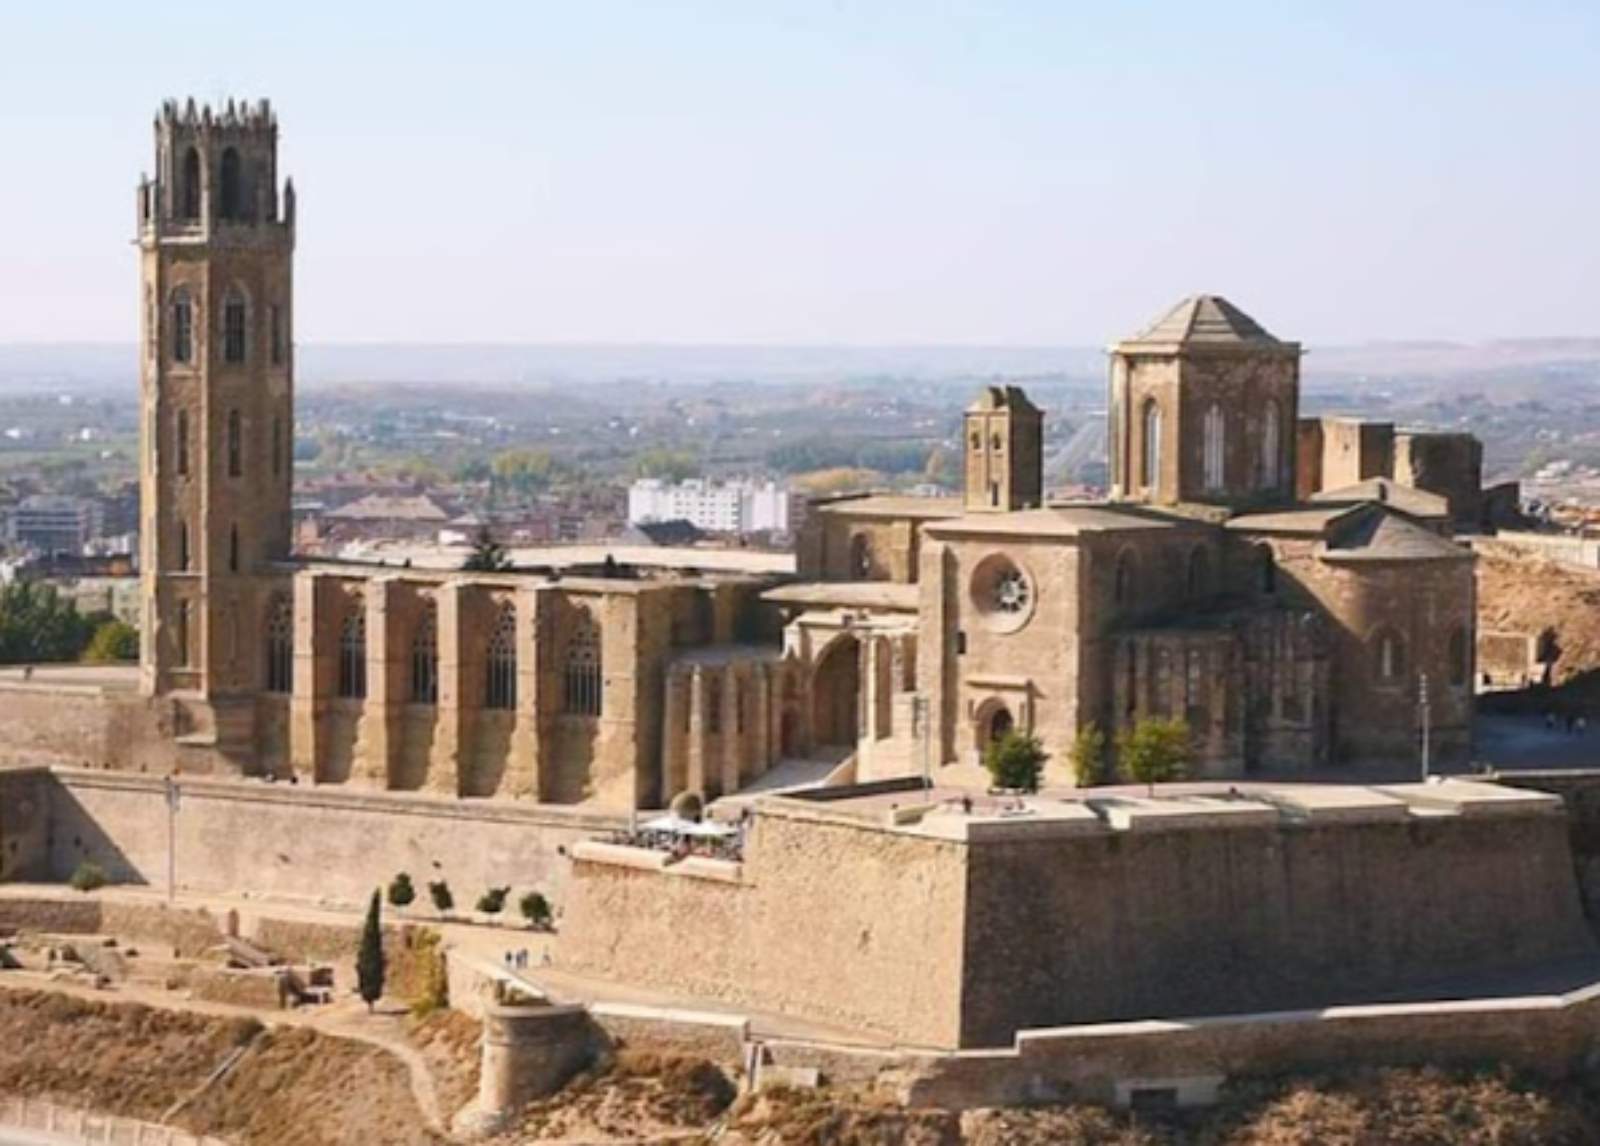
[1,1,1596,346]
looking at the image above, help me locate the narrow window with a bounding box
[485,604,517,710]
[338,606,367,699]
[1260,399,1281,489]
[144,286,156,360]
[219,148,242,220]
[1142,399,1163,490]
[175,409,190,476]
[180,146,201,220]
[563,609,602,716]
[411,601,439,704]
[175,600,191,667]
[1203,404,1225,492]
[178,521,190,571]
[227,409,242,477]
[1375,630,1405,683]
[172,290,193,364]
[271,416,282,477]
[228,525,240,572]
[1448,626,1469,688]
[223,295,247,364]
[735,679,746,734]
[1258,544,1276,593]
[265,596,293,693]
[270,304,284,365]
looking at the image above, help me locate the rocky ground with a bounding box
[1478,546,1600,702]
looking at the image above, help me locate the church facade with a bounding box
[136,102,1475,807]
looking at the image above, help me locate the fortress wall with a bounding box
[959,807,1593,1046]
[561,806,969,1047]
[42,768,621,911]
[0,686,180,774]
[0,769,51,881]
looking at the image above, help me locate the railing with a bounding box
[0,1096,228,1146]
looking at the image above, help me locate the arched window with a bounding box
[1260,399,1281,489]
[850,534,873,579]
[227,409,242,477]
[1374,628,1405,683]
[1448,625,1469,688]
[485,603,517,710]
[1203,404,1225,492]
[271,416,282,478]
[1114,550,1136,607]
[175,408,190,475]
[338,605,367,699]
[180,146,201,220]
[411,601,439,704]
[219,148,242,220]
[265,595,293,694]
[228,524,240,572]
[1141,399,1162,490]
[563,609,602,716]
[223,293,247,364]
[1187,546,1210,598]
[171,289,193,364]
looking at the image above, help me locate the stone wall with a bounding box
[0,769,50,881]
[39,768,622,911]
[0,685,181,774]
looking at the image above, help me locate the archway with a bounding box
[987,705,1014,746]
[811,635,861,750]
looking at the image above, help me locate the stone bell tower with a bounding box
[963,386,1043,512]
[137,98,296,728]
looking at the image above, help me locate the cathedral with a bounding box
[136,101,1477,806]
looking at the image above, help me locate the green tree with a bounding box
[427,880,454,914]
[490,448,559,497]
[519,890,552,930]
[357,890,385,1012]
[387,872,416,908]
[461,527,511,572]
[476,886,509,915]
[1117,717,1192,796]
[1069,722,1108,788]
[83,619,139,663]
[0,581,95,664]
[984,730,1048,793]
[632,448,699,483]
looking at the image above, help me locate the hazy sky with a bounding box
[1,1,1595,346]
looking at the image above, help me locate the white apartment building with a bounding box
[627,478,792,535]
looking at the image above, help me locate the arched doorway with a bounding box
[811,635,861,749]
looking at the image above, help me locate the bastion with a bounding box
[560,779,1596,1049]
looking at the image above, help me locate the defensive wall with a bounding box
[562,780,1596,1049]
[0,765,623,910]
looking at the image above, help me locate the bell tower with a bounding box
[963,386,1043,512]
[137,98,296,712]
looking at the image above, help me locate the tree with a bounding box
[476,886,509,915]
[984,730,1048,793]
[427,880,454,915]
[1069,722,1108,788]
[387,872,416,908]
[84,619,139,663]
[519,891,552,930]
[1117,717,1192,796]
[461,527,510,572]
[633,448,699,483]
[357,890,385,1013]
[0,581,96,664]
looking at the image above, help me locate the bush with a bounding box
[1069,722,1108,788]
[83,619,139,663]
[387,872,416,908]
[520,891,552,930]
[69,860,108,893]
[408,929,450,1018]
[984,731,1048,793]
[477,886,509,915]
[1117,717,1192,795]
[427,880,454,914]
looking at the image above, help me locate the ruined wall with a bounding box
[958,807,1591,1046]
[42,768,621,910]
[0,769,51,881]
[561,805,969,1047]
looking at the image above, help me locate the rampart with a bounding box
[562,781,1596,1049]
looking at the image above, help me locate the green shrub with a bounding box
[69,861,108,893]
[1117,717,1192,795]
[476,886,509,915]
[83,620,139,663]
[427,880,454,914]
[1069,722,1108,788]
[409,929,450,1018]
[387,872,416,908]
[519,890,552,929]
[984,731,1048,793]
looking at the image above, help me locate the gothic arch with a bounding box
[1203,403,1225,492]
[219,147,242,220]
[1141,398,1163,491]
[264,594,293,693]
[411,599,438,704]
[180,146,202,220]
[337,600,367,699]
[563,607,602,716]
[811,632,861,749]
[485,602,517,710]
[1371,625,1406,685]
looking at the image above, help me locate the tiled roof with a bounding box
[1117,294,1294,352]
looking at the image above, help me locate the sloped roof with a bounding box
[967,385,1040,414]
[1115,294,1296,353]
[1309,478,1450,520]
[1322,507,1471,563]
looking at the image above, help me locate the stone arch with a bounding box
[974,696,1015,755]
[170,287,194,365]
[563,606,602,716]
[180,145,202,220]
[811,632,861,749]
[223,287,249,365]
[485,602,517,710]
[337,599,367,699]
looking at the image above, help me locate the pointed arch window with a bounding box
[1203,404,1225,492]
[219,147,242,221]
[180,146,201,220]
[411,601,439,705]
[564,609,602,716]
[1374,628,1406,684]
[338,605,367,699]
[485,603,517,710]
[171,289,193,364]
[223,294,247,364]
[227,409,242,477]
[265,595,293,694]
[1260,399,1281,489]
[1141,399,1163,490]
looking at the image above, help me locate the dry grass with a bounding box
[508,1050,737,1142]
[407,1007,482,1120]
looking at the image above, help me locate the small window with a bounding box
[175,408,190,476]
[1448,626,1469,688]
[180,147,201,220]
[172,290,193,364]
[228,525,240,572]
[175,600,192,667]
[1375,629,1405,683]
[1114,551,1136,606]
[271,416,282,477]
[227,409,242,477]
[1141,399,1163,490]
[178,521,190,571]
[338,607,367,699]
[219,147,242,221]
[270,304,284,365]
[485,604,517,710]
[223,295,247,364]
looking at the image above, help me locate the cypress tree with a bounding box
[357,889,385,1012]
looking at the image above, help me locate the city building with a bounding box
[628,478,792,535]
[8,495,104,556]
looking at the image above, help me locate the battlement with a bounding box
[157,97,276,134]
[139,97,292,238]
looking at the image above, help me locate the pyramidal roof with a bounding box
[1322,506,1471,563]
[1117,295,1295,352]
